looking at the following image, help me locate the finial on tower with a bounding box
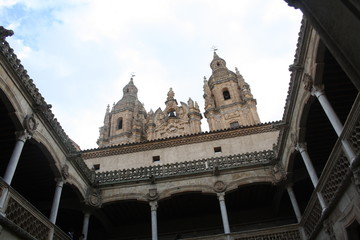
[211,46,218,53]
[130,72,136,80]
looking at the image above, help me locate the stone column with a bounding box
[149,201,158,240]
[82,212,91,240]
[0,131,31,211]
[296,143,327,211]
[217,192,230,234]
[3,131,31,184]
[49,179,64,224]
[286,185,302,223]
[312,86,356,164]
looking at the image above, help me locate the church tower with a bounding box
[97,78,147,147]
[146,88,202,140]
[203,52,260,131]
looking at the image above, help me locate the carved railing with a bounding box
[0,179,71,240]
[95,150,276,185]
[300,95,360,239]
[182,224,300,240]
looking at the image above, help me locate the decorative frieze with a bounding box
[95,150,276,185]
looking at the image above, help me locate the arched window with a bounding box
[168,110,177,118]
[118,118,123,129]
[223,89,231,100]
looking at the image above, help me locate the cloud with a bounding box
[1,0,303,149]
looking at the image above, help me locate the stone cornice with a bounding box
[81,122,280,159]
[276,17,310,158]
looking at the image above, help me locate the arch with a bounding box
[222,88,231,100]
[117,117,123,129]
[226,175,275,193]
[159,184,215,200]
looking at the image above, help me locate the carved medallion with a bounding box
[303,73,313,92]
[146,188,159,201]
[213,180,226,193]
[86,188,102,207]
[61,164,70,180]
[24,114,38,134]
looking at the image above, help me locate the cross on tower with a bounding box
[211,46,218,53]
[130,72,136,79]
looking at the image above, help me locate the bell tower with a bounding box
[203,52,260,131]
[97,77,147,147]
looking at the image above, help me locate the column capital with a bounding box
[149,201,158,211]
[295,142,307,152]
[15,130,32,142]
[311,85,325,98]
[285,182,294,189]
[54,178,64,187]
[217,192,225,201]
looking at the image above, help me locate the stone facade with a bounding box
[204,52,260,131]
[1,2,360,238]
[97,53,260,147]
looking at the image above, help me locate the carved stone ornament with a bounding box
[23,114,38,134]
[146,188,159,201]
[323,219,336,240]
[0,26,14,41]
[271,162,286,184]
[352,165,360,188]
[303,73,313,92]
[284,0,301,9]
[213,180,226,193]
[86,188,102,207]
[61,164,70,180]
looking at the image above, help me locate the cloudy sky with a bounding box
[1,0,302,150]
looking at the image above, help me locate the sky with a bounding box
[0,0,303,150]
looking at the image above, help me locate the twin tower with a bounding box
[97,52,260,147]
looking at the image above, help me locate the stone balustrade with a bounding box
[95,150,276,185]
[0,178,71,240]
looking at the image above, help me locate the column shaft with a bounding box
[286,186,302,223]
[297,144,319,187]
[297,143,327,211]
[313,89,356,164]
[3,132,30,184]
[314,90,343,136]
[150,201,158,240]
[49,180,64,224]
[218,193,230,234]
[82,212,91,240]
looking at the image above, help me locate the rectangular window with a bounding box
[214,147,222,153]
[93,164,100,171]
[152,155,160,162]
[230,121,240,128]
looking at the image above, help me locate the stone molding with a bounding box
[82,122,279,159]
